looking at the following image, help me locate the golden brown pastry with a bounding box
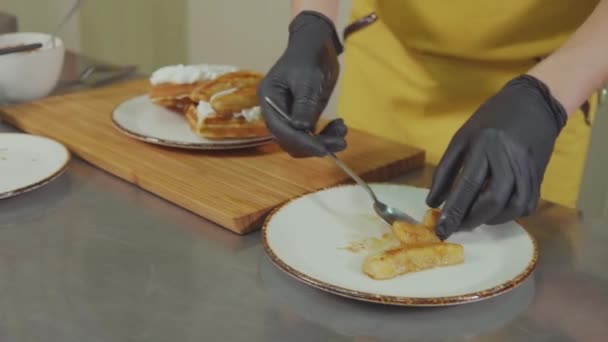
[362,208,465,280]
[148,64,238,114]
[190,70,263,102]
[363,243,464,280]
[422,208,442,228]
[185,104,269,139]
[211,85,259,118]
[183,70,269,140]
[391,220,441,245]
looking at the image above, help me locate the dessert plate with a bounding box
[112,95,273,150]
[0,133,70,199]
[263,184,538,306]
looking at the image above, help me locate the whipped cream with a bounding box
[234,106,262,122]
[210,87,238,102]
[196,87,261,124]
[196,101,215,124]
[150,64,237,85]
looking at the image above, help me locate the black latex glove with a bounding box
[426,75,568,240]
[258,11,347,158]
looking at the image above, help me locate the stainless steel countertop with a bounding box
[1,56,607,342]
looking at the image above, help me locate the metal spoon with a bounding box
[264,96,419,226]
[48,0,85,48]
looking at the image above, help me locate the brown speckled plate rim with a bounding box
[262,183,539,307]
[110,95,274,151]
[0,133,71,200]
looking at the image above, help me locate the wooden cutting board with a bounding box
[0,79,425,234]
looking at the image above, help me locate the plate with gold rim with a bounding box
[112,95,273,150]
[262,184,538,306]
[0,133,70,199]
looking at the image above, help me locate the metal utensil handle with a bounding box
[325,153,379,202]
[0,43,42,56]
[264,97,379,203]
[50,0,85,47]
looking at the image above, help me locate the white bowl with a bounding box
[0,32,65,103]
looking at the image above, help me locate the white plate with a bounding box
[263,184,538,306]
[112,95,273,150]
[0,133,70,199]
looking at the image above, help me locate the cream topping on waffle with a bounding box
[196,88,261,124]
[150,64,237,85]
[234,106,261,122]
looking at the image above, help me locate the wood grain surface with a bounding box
[0,79,425,234]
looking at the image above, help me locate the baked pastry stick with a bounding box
[211,86,259,118]
[363,243,464,280]
[363,208,464,280]
[390,208,442,244]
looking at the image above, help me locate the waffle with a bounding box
[185,104,269,139]
[183,69,269,139]
[149,83,199,114]
[190,70,263,102]
[148,64,269,139]
[148,64,237,113]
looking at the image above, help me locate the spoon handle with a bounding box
[50,0,85,47]
[264,97,379,203]
[0,43,42,56]
[325,152,379,202]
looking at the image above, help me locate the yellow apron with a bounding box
[338,0,599,208]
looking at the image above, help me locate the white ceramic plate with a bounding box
[112,95,273,150]
[0,133,70,199]
[263,184,538,306]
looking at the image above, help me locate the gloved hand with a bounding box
[426,74,568,240]
[258,11,347,158]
